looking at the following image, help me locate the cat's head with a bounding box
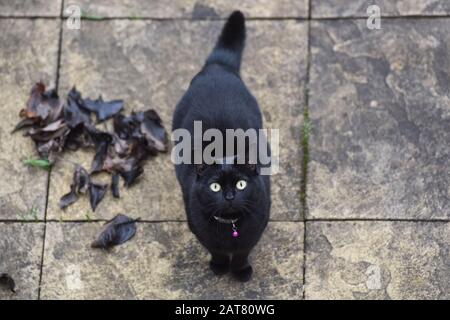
[192,157,262,220]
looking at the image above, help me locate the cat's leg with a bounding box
[230,251,252,282]
[209,251,230,275]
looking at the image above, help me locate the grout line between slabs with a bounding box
[301,0,313,300]
[0,219,305,224]
[1,218,449,224]
[2,14,450,21]
[55,7,64,92]
[310,14,450,20]
[37,0,65,301]
[305,218,450,222]
[0,16,306,21]
[37,170,51,300]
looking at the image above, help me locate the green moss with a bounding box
[18,205,40,221]
[81,11,105,20]
[300,107,311,212]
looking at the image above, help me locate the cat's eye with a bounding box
[236,180,247,190]
[210,182,221,192]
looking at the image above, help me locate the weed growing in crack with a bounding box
[18,204,40,221]
[300,107,311,213]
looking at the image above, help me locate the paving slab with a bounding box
[0,222,45,300]
[311,0,450,17]
[64,0,308,18]
[308,19,450,219]
[0,19,60,220]
[50,20,307,221]
[40,221,303,299]
[0,0,61,16]
[305,221,450,299]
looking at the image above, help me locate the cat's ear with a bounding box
[195,164,206,176]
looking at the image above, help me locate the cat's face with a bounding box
[193,162,261,220]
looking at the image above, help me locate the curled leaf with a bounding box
[64,123,95,151]
[85,125,112,173]
[89,182,108,211]
[14,83,67,160]
[111,174,120,198]
[0,273,16,293]
[83,96,124,122]
[113,113,139,140]
[36,140,61,161]
[64,87,92,128]
[19,82,63,125]
[136,110,168,152]
[59,166,90,209]
[120,166,144,188]
[74,165,91,194]
[59,188,79,209]
[12,118,35,133]
[26,119,69,144]
[91,214,139,249]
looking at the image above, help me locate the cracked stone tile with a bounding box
[0,222,45,300]
[308,19,450,219]
[0,0,61,16]
[64,0,308,18]
[51,20,306,220]
[40,222,303,299]
[312,0,450,17]
[305,221,450,299]
[0,19,60,220]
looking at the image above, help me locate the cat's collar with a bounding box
[213,216,240,238]
[213,216,238,224]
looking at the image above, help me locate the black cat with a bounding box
[172,11,271,282]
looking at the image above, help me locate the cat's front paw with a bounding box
[209,260,230,275]
[232,265,253,282]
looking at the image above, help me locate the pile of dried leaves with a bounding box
[13,82,168,211]
[6,83,162,291]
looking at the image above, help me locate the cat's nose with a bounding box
[224,191,234,201]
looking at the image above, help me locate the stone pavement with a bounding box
[0,1,448,300]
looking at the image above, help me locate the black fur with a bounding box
[172,11,271,282]
[206,10,246,73]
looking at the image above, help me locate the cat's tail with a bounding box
[206,10,246,73]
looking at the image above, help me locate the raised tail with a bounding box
[206,11,246,73]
